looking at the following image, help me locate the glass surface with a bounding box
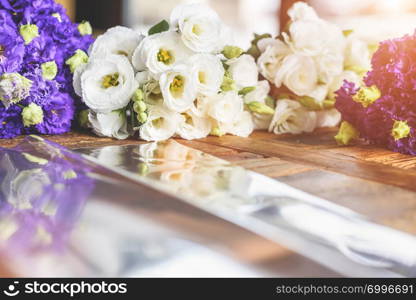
[1,136,416,277]
[76,140,416,277]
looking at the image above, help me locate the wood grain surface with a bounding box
[1,129,416,236]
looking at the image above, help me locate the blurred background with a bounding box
[56,0,416,47]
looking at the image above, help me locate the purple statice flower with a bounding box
[0,104,23,138]
[0,11,25,73]
[35,92,75,135]
[0,0,94,139]
[336,32,416,155]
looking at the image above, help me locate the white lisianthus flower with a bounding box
[344,35,371,71]
[315,52,344,84]
[269,99,317,135]
[257,38,291,82]
[170,3,226,53]
[189,53,224,96]
[176,111,211,140]
[244,80,272,130]
[190,95,210,117]
[89,26,144,60]
[225,111,254,137]
[307,84,329,104]
[288,2,319,21]
[72,63,87,97]
[159,65,197,113]
[140,105,180,141]
[243,80,270,104]
[227,54,258,89]
[207,91,244,124]
[284,20,345,57]
[275,54,318,97]
[132,31,192,77]
[88,110,129,140]
[80,55,136,113]
[316,108,341,128]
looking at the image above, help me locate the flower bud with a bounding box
[137,112,148,123]
[66,49,89,73]
[222,45,244,59]
[41,61,58,81]
[22,103,44,127]
[20,24,39,45]
[335,121,359,145]
[78,21,93,36]
[247,101,275,115]
[133,101,147,113]
[132,89,144,102]
[392,120,411,141]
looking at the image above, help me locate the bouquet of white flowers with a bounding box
[74,3,269,141]
[251,2,371,135]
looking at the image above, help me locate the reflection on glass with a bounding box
[79,140,416,277]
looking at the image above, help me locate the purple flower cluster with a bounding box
[0,0,93,138]
[336,32,416,155]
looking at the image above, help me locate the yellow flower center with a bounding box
[169,75,185,98]
[192,24,203,35]
[182,113,194,126]
[392,120,411,141]
[117,50,129,57]
[102,73,120,89]
[198,71,206,84]
[157,48,174,65]
[352,85,381,108]
[152,117,164,128]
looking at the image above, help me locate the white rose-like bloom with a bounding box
[132,31,192,77]
[275,54,318,97]
[189,53,224,96]
[225,111,254,137]
[315,52,344,84]
[89,26,143,60]
[176,111,211,140]
[207,91,244,124]
[288,2,319,21]
[344,35,371,70]
[72,63,87,97]
[190,95,210,117]
[159,65,197,113]
[88,111,129,140]
[81,55,136,113]
[284,19,345,57]
[257,38,291,82]
[269,99,317,135]
[316,108,341,128]
[170,3,226,53]
[227,54,258,89]
[244,80,272,130]
[140,105,180,141]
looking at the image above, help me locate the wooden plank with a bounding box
[194,133,416,193]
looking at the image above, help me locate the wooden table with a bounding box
[2,129,416,236]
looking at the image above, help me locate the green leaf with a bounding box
[148,20,170,35]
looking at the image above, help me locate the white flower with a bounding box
[170,3,226,53]
[275,54,318,96]
[225,111,254,137]
[344,35,371,70]
[159,65,197,113]
[257,38,291,82]
[314,52,344,84]
[88,111,129,140]
[316,108,341,128]
[284,19,345,57]
[190,95,210,117]
[89,26,144,60]
[140,105,180,141]
[227,54,258,89]
[189,53,224,96]
[132,31,192,77]
[269,99,317,135]
[243,80,270,104]
[244,81,272,130]
[80,55,136,113]
[328,70,361,98]
[288,2,319,21]
[176,111,211,140]
[72,63,87,97]
[207,91,244,123]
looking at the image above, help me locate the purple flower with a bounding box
[0,104,24,138]
[35,92,75,135]
[0,14,25,73]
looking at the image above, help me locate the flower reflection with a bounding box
[136,140,252,209]
[0,138,95,256]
